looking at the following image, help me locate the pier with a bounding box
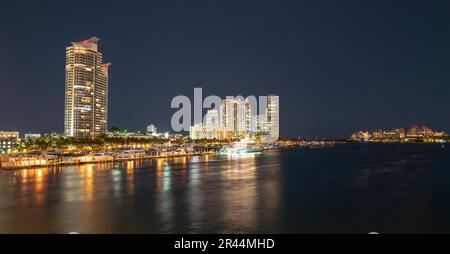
[0,151,215,170]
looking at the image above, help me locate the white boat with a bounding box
[219,138,263,156]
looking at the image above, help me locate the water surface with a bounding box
[0,144,449,233]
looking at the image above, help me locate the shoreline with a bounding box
[4,142,444,171]
[0,151,214,171]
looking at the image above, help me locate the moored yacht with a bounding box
[219,137,263,156]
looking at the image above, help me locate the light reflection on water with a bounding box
[0,152,281,233]
[1,144,450,233]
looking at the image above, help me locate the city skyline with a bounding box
[190,94,279,141]
[1,1,450,138]
[2,1,450,238]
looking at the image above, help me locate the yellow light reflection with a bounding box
[80,164,94,201]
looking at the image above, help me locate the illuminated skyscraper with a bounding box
[189,94,279,141]
[252,114,267,133]
[64,37,110,138]
[266,94,279,141]
[205,109,220,126]
[220,97,251,138]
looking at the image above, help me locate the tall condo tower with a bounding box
[266,94,279,141]
[64,37,110,139]
[220,97,251,138]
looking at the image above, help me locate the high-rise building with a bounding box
[189,123,204,140]
[220,97,251,138]
[252,114,267,133]
[64,37,110,139]
[205,110,220,126]
[266,94,279,141]
[220,98,235,133]
[189,110,227,140]
[189,94,279,141]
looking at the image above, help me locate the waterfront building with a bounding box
[24,133,41,139]
[382,129,395,140]
[206,125,228,140]
[189,94,279,141]
[189,123,204,140]
[204,110,227,139]
[406,125,419,138]
[372,129,383,140]
[252,114,268,133]
[107,131,155,140]
[205,109,220,126]
[0,131,19,153]
[350,130,371,141]
[189,123,226,140]
[220,97,251,138]
[419,126,434,137]
[406,125,433,138]
[397,128,406,139]
[383,128,406,140]
[64,37,110,139]
[434,131,448,138]
[352,125,447,142]
[266,94,279,141]
[146,124,157,134]
[245,102,252,133]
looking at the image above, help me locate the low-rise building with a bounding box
[406,125,433,138]
[383,128,406,140]
[372,129,383,140]
[434,131,448,138]
[352,125,447,142]
[190,123,229,140]
[24,133,41,139]
[107,131,155,140]
[350,130,371,141]
[0,131,20,153]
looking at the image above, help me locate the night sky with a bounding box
[1,0,449,138]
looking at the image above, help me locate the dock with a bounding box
[0,151,214,170]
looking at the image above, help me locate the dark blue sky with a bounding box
[1,0,449,138]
